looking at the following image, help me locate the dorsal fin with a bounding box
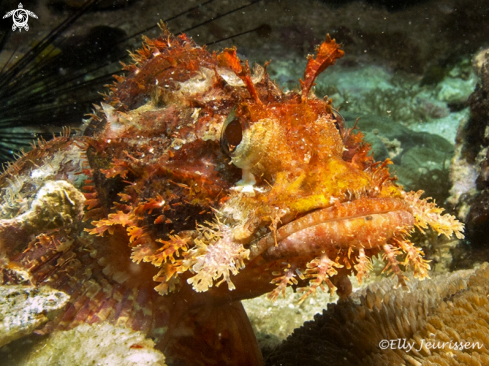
[300,34,344,103]
[217,47,263,104]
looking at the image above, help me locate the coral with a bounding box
[266,263,489,366]
[0,285,69,347]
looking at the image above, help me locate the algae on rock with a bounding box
[2,323,166,366]
[0,285,69,347]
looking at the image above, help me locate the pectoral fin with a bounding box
[162,300,263,366]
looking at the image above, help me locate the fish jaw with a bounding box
[259,197,414,260]
[228,197,418,302]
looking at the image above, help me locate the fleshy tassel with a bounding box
[268,262,302,301]
[354,248,373,285]
[298,254,343,304]
[404,190,465,239]
[186,222,250,292]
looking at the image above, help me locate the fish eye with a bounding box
[222,117,243,154]
[220,110,272,169]
[221,108,246,156]
[332,109,345,134]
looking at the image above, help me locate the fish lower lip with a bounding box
[249,197,413,261]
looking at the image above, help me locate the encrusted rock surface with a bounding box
[2,323,167,366]
[0,285,69,347]
[448,48,489,246]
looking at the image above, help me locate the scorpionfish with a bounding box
[0,25,464,365]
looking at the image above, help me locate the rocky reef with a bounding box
[1,323,166,365]
[0,285,69,348]
[1,0,489,365]
[448,48,489,247]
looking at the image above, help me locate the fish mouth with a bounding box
[248,197,414,261]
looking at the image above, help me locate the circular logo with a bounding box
[3,3,38,32]
[12,8,29,30]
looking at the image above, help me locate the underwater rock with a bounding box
[436,74,476,105]
[0,179,86,225]
[396,146,450,194]
[342,112,454,203]
[448,48,489,246]
[343,112,454,163]
[0,285,69,347]
[266,263,489,366]
[0,179,86,272]
[3,323,166,366]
